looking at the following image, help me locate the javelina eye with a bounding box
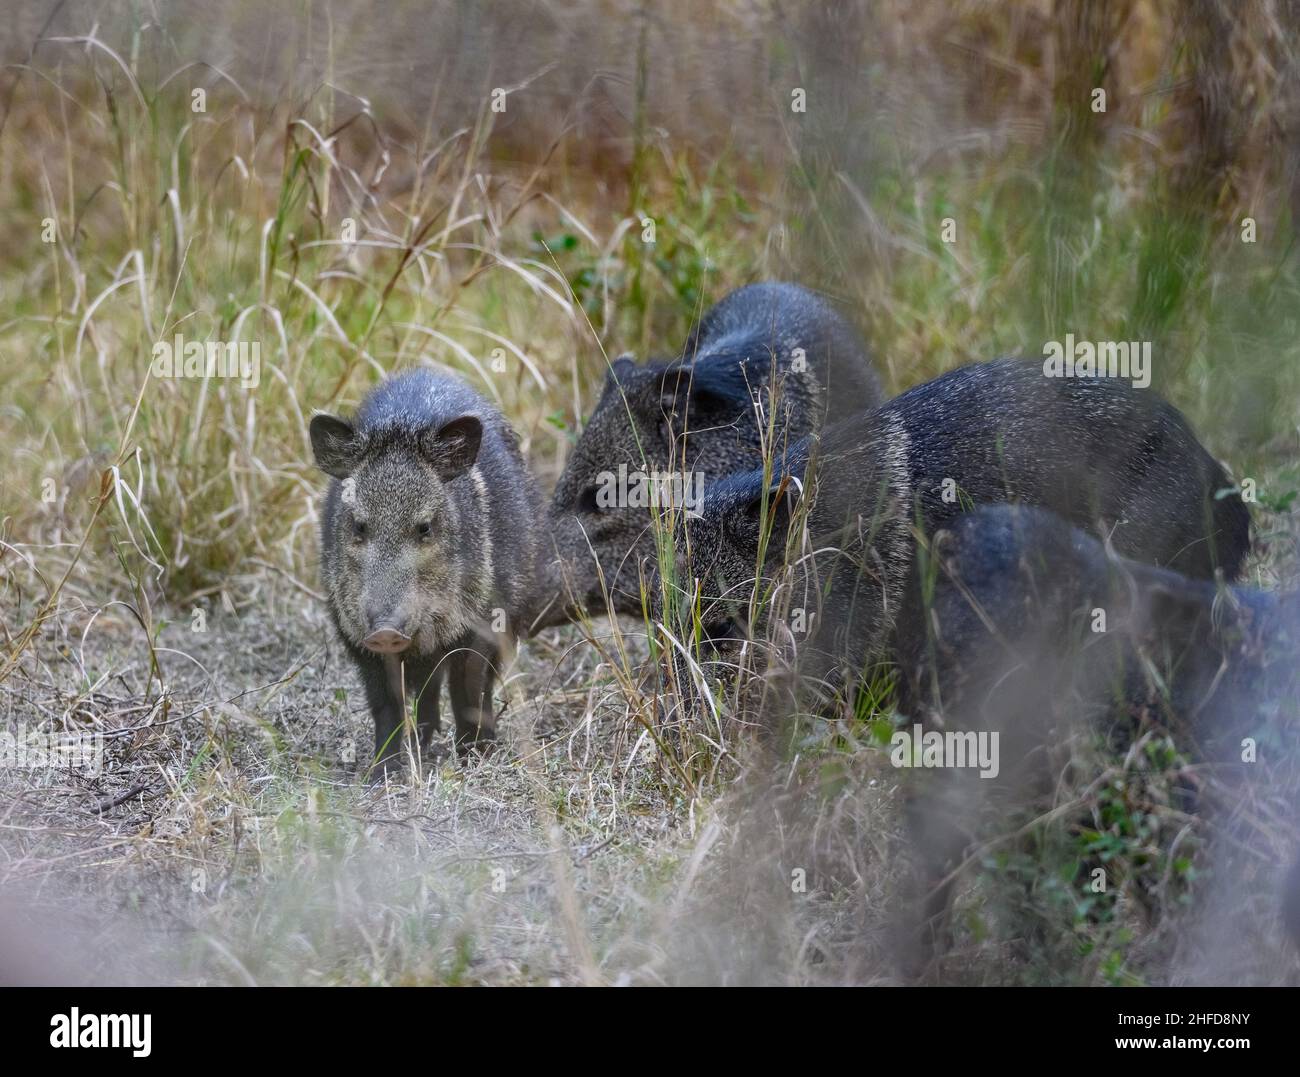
[351,519,368,543]
[577,485,603,515]
[415,520,434,540]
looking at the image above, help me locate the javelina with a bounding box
[310,369,539,771]
[888,505,1297,975]
[666,356,1250,702]
[896,505,1285,733]
[536,282,883,630]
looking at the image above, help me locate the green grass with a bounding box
[1,0,1298,986]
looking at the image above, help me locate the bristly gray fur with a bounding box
[313,368,540,769]
[538,282,884,629]
[665,356,1252,700]
[884,504,1290,976]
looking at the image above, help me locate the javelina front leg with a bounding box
[404,658,445,755]
[449,647,498,757]
[358,652,410,776]
[894,774,975,981]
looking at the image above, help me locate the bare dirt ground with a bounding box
[5,577,1299,985]
[0,584,910,985]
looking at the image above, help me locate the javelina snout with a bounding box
[311,370,540,774]
[538,282,884,630]
[361,626,412,655]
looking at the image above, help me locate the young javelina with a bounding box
[889,505,1297,976]
[310,369,539,772]
[665,357,1250,702]
[537,282,883,630]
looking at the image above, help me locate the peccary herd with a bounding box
[310,281,1299,968]
[665,355,1249,705]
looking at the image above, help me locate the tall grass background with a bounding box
[1,0,1299,985]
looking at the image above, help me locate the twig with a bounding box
[89,782,148,815]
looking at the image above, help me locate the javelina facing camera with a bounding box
[310,369,540,772]
[538,282,883,629]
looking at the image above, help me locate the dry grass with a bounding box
[2,0,1300,985]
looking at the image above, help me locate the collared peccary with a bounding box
[310,369,540,771]
[666,356,1250,702]
[535,282,884,630]
[887,505,1297,976]
[895,504,1286,734]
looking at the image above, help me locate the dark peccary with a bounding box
[668,356,1251,700]
[310,369,540,771]
[536,282,884,630]
[888,505,1297,978]
[895,505,1286,741]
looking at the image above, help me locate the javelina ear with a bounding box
[309,414,363,479]
[605,353,638,387]
[726,473,801,554]
[423,415,483,481]
[656,362,753,425]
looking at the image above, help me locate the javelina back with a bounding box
[889,505,1297,975]
[896,504,1286,735]
[310,369,539,770]
[537,282,883,629]
[668,357,1250,701]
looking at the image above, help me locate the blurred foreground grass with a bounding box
[0,0,1298,985]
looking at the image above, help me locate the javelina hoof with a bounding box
[366,754,407,784]
[420,739,451,764]
[367,743,451,782]
[455,727,496,761]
